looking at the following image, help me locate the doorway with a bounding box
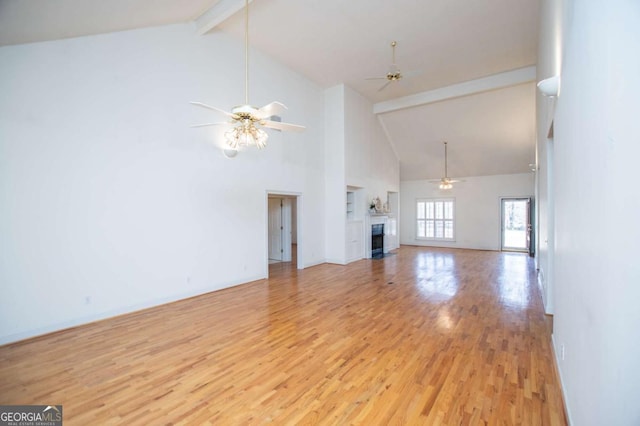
[268,198,291,263]
[501,198,532,253]
[267,193,300,275]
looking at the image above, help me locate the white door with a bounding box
[268,198,283,261]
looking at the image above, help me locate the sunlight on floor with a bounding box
[498,253,531,308]
[415,251,458,300]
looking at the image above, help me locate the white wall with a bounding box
[344,86,400,203]
[0,24,326,344]
[536,0,564,315]
[324,84,400,264]
[324,85,346,264]
[400,174,534,250]
[542,1,640,424]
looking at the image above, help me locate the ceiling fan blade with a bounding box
[428,178,465,184]
[190,122,233,128]
[257,101,288,119]
[262,120,305,132]
[378,81,392,92]
[190,102,236,118]
[402,70,423,79]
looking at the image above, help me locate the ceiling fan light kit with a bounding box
[225,119,268,149]
[430,141,464,190]
[190,0,305,153]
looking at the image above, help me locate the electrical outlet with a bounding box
[84,296,91,305]
[186,276,191,284]
[560,344,565,361]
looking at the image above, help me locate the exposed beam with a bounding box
[373,66,537,115]
[195,0,255,36]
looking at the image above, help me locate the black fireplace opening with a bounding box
[372,224,384,259]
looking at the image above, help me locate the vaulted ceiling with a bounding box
[0,0,540,180]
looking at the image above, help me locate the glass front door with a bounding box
[501,198,531,252]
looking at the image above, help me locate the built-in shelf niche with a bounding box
[346,186,364,221]
[346,191,355,220]
[346,186,364,262]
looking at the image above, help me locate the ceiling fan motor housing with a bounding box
[387,71,402,81]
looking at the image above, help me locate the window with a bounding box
[416,198,455,240]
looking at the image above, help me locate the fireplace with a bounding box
[365,214,388,259]
[371,224,384,259]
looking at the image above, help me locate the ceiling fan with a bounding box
[429,141,464,189]
[190,0,305,150]
[366,41,420,92]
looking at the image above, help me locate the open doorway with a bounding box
[267,193,300,276]
[501,198,532,253]
[268,197,292,263]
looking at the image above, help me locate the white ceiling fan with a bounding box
[190,0,305,150]
[429,141,464,189]
[366,41,421,92]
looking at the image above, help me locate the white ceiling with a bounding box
[0,0,213,45]
[384,82,536,180]
[0,0,540,180]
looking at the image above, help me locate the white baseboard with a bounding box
[301,259,326,268]
[551,333,573,425]
[0,275,265,346]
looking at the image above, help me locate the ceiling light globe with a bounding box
[225,123,269,149]
[439,182,452,190]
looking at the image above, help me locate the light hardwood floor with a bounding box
[0,246,567,425]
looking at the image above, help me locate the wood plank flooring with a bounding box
[0,246,567,425]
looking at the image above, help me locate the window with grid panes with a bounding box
[416,199,455,240]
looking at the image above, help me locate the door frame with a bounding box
[265,190,303,277]
[500,197,532,253]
